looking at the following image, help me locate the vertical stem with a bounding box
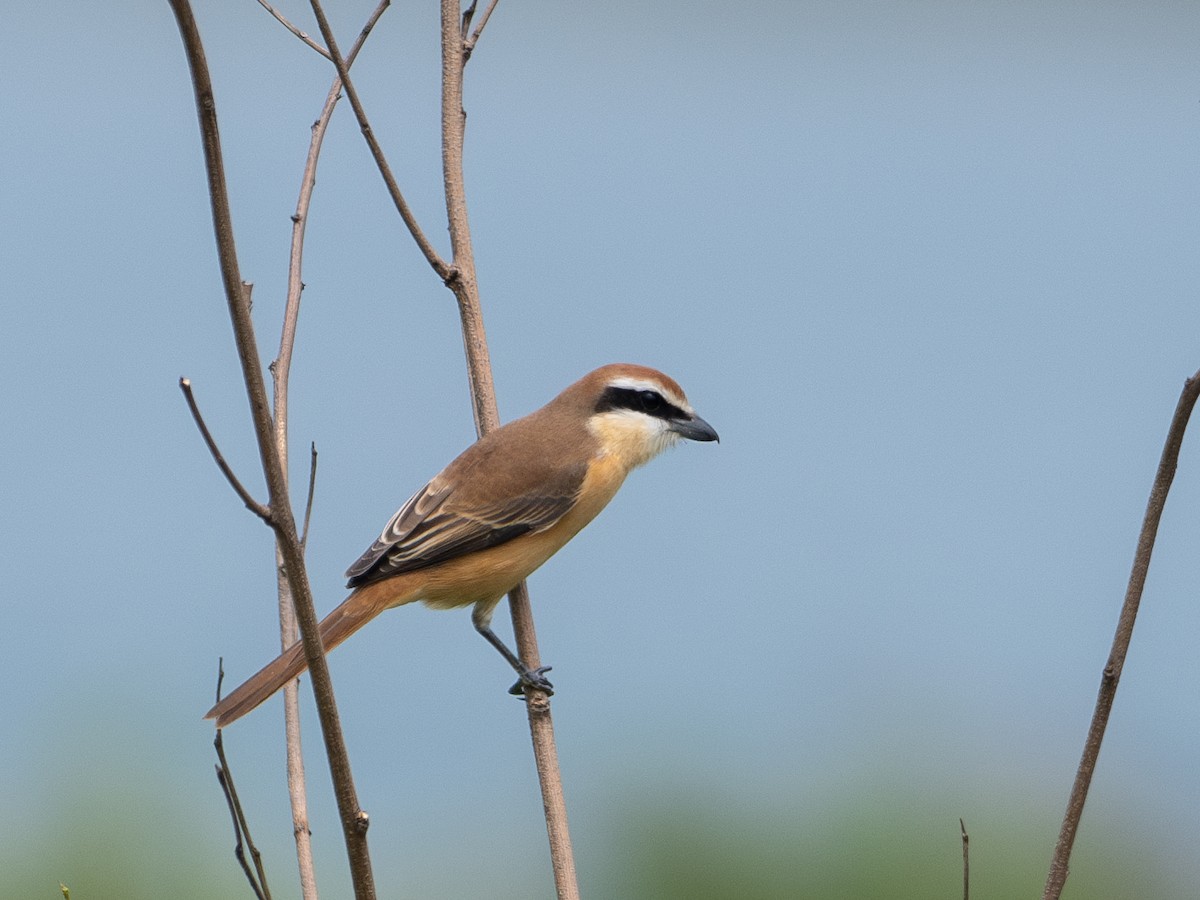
[267,14,388,892]
[508,583,580,898]
[439,0,495,435]
[274,161,310,894]
[274,331,317,899]
[438,4,580,898]
[167,4,376,897]
[297,3,579,895]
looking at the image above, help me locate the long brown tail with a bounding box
[205,580,403,728]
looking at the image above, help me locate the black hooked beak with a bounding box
[670,412,719,443]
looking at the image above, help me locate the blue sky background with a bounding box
[4,2,1200,897]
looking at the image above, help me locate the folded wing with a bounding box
[345,464,585,588]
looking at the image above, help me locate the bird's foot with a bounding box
[509,665,554,697]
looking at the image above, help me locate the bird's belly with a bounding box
[415,534,563,609]
[417,453,628,610]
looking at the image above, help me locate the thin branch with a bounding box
[352,1,393,57]
[293,3,578,895]
[438,2,579,897]
[215,751,270,900]
[180,376,271,521]
[274,0,388,409]
[462,0,500,60]
[439,0,496,436]
[256,0,331,59]
[300,442,318,548]
[307,0,453,281]
[274,546,317,900]
[507,581,579,898]
[213,661,273,900]
[959,818,969,900]
[273,440,318,900]
[167,0,280,498]
[1042,370,1200,899]
[168,4,377,898]
[270,9,386,895]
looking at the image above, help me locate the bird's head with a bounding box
[571,363,719,470]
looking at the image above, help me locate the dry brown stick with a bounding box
[216,733,273,900]
[307,0,452,282]
[180,376,271,521]
[1042,370,1200,899]
[213,662,272,900]
[167,4,377,898]
[266,7,389,896]
[216,749,271,900]
[462,0,500,59]
[305,3,580,896]
[272,0,388,400]
[959,818,969,900]
[274,557,317,900]
[300,443,318,548]
[255,0,330,59]
[437,3,494,439]
[506,584,578,896]
[437,3,579,896]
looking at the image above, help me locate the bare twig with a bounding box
[180,376,271,521]
[273,0,388,411]
[1042,370,1200,899]
[437,0,495,436]
[216,743,271,900]
[298,3,579,894]
[307,0,452,281]
[959,818,969,900]
[300,443,318,548]
[271,439,318,866]
[437,2,579,896]
[256,0,331,59]
[167,3,377,898]
[269,9,387,895]
[507,580,578,897]
[460,0,477,36]
[274,556,316,899]
[213,661,273,900]
[462,0,500,60]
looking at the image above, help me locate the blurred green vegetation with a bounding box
[3,765,1185,899]
[2,761,247,900]
[594,785,1183,900]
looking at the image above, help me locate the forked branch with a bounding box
[167,2,377,898]
[440,3,578,895]
[179,376,270,522]
[307,0,451,281]
[461,0,501,59]
[214,662,273,900]
[264,5,388,896]
[304,2,580,897]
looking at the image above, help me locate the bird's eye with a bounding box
[639,390,662,412]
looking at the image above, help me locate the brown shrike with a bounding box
[206,363,718,727]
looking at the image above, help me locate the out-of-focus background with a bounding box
[4,2,1199,897]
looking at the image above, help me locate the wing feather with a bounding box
[345,462,586,588]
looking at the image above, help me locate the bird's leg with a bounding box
[472,610,554,697]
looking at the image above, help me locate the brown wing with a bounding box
[344,455,587,589]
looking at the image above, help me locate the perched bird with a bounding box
[206,363,718,727]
